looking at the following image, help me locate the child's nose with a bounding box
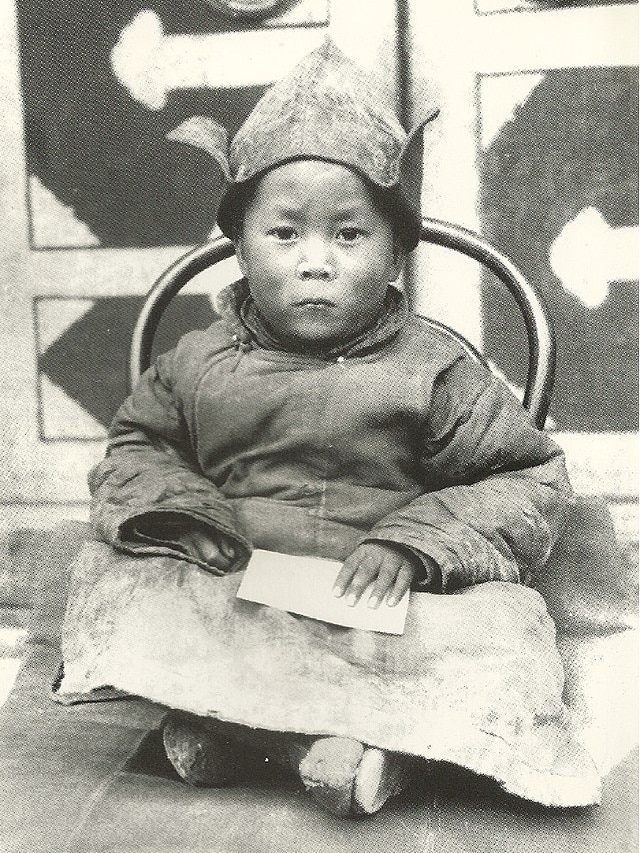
[297,238,335,280]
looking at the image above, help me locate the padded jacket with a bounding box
[88,282,572,592]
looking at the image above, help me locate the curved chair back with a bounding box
[130,219,555,429]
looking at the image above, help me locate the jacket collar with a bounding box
[216,279,408,360]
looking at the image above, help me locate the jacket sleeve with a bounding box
[88,348,251,574]
[360,356,572,591]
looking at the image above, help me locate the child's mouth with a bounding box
[294,298,335,307]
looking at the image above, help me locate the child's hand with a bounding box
[175,524,236,571]
[333,542,428,608]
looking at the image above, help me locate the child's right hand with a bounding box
[174,524,236,571]
[333,542,431,608]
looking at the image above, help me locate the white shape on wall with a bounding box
[549,206,639,308]
[480,73,545,149]
[111,9,326,110]
[476,0,536,13]
[36,298,95,355]
[29,176,101,248]
[40,376,108,440]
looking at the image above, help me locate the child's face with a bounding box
[234,160,405,352]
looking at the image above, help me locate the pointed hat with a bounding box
[168,37,438,248]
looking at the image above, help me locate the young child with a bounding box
[66,39,585,816]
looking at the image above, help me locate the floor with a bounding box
[0,511,637,852]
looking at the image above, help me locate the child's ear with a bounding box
[234,235,247,276]
[389,239,407,281]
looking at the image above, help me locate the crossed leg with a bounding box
[162,711,414,816]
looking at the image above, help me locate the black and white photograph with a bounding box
[0,1,637,850]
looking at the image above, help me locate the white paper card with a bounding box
[237,549,409,635]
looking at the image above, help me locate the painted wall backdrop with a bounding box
[14,0,403,445]
[407,1,637,537]
[0,1,636,838]
[480,66,638,434]
[18,0,331,250]
[18,0,328,439]
[0,0,636,535]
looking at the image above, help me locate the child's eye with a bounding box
[269,226,297,241]
[337,227,365,244]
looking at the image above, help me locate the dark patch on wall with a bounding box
[37,295,218,436]
[532,1,631,6]
[480,66,638,432]
[477,0,633,13]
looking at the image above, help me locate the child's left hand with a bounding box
[333,542,429,609]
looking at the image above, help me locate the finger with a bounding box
[189,532,232,569]
[217,536,236,560]
[367,556,403,609]
[343,557,381,607]
[386,565,416,607]
[333,554,361,598]
[210,548,234,570]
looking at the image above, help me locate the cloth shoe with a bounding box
[352,747,415,814]
[190,721,365,817]
[162,711,262,787]
[297,737,365,816]
[163,712,413,815]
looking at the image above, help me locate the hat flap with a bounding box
[166,116,232,182]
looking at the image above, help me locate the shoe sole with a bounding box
[352,748,413,814]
